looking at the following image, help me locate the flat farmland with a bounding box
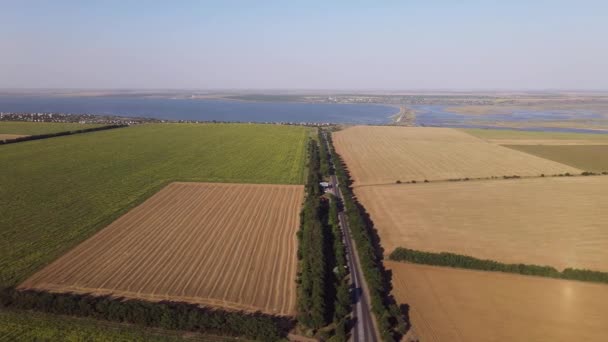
[0,121,104,135]
[333,126,580,186]
[387,261,608,342]
[356,177,608,271]
[0,123,310,286]
[505,145,608,172]
[20,182,304,316]
[461,128,608,145]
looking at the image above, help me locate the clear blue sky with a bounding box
[1,1,606,90]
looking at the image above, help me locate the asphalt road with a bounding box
[324,134,378,342]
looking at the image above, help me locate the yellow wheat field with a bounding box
[333,126,581,186]
[388,261,608,342]
[19,182,304,316]
[356,177,608,271]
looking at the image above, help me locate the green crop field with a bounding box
[0,121,105,135]
[505,145,608,172]
[0,123,310,286]
[0,310,244,341]
[461,128,608,143]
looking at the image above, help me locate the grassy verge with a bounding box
[389,247,608,284]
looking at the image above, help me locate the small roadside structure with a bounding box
[319,181,331,190]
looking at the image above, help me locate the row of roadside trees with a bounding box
[0,287,287,340]
[326,132,407,342]
[390,247,608,284]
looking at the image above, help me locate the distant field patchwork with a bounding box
[388,261,608,342]
[333,126,580,186]
[461,128,608,145]
[505,145,608,172]
[0,123,310,286]
[0,121,104,136]
[356,177,608,271]
[20,182,303,316]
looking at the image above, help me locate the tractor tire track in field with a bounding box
[19,182,304,316]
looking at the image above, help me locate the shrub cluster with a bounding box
[327,133,407,341]
[389,247,608,284]
[0,125,126,145]
[0,287,287,341]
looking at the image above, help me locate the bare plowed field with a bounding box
[387,261,608,342]
[333,126,580,186]
[356,177,608,271]
[19,182,304,316]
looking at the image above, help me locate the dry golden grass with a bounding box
[356,177,608,271]
[19,182,304,316]
[388,261,608,342]
[333,126,580,186]
[0,134,27,141]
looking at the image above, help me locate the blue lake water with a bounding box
[0,96,398,124]
[1,97,606,134]
[411,105,608,134]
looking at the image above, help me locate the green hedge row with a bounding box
[0,287,288,341]
[389,247,608,284]
[0,125,126,145]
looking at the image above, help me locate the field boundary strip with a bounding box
[352,171,608,188]
[0,124,127,145]
[389,247,608,284]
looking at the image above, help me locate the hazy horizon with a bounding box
[2,1,607,90]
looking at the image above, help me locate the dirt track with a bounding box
[19,182,304,316]
[387,261,608,342]
[356,177,608,271]
[332,126,581,186]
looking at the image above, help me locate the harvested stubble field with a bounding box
[332,126,580,186]
[505,145,608,172]
[0,121,104,135]
[20,182,304,316]
[0,123,309,286]
[356,177,608,271]
[387,261,608,342]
